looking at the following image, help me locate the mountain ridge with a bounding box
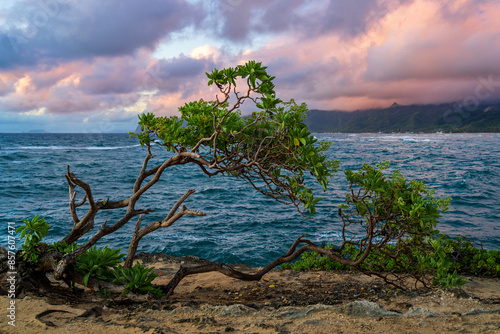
[305,103,500,133]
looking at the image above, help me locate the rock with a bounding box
[169,306,196,315]
[276,301,411,319]
[463,308,500,316]
[275,304,337,320]
[302,319,331,328]
[203,304,257,316]
[403,307,440,317]
[339,301,401,317]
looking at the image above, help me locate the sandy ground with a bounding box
[1,253,499,334]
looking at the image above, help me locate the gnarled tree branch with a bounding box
[160,234,313,297]
[123,189,206,268]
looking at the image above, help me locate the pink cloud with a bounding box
[364,1,500,81]
[0,47,220,121]
[236,0,500,110]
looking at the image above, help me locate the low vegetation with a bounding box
[282,235,500,287]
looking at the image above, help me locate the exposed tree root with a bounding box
[35,310,74,327]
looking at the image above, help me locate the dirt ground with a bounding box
[1,253,499,334]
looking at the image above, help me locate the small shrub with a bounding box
[49,241,79,255]
[74,246,125,287]
[16,215,51,263]
[282,233,500,289]
[113,263,165,299]
[442,236,500,277]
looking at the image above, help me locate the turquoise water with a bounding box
[0,133,499,266]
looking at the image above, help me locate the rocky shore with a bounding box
[1,253,499,333]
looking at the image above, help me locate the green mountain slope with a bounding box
[305,103,500,133]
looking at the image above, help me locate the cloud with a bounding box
[0,73,12,95]
[0,48,219,120]
[211,0,413,42]
[364,0,500,82]
[233,0,500,110]
[0,0,199,69]
[78,53,150,95]
[146,56,217,96]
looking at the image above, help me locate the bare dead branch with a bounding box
[124,190,205,268]
[61,166,100,245]
[67,186,79,225]
[133,145,155,193]
[166,189,196,221]
[74,194,87,208]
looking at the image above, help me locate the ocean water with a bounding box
[0,133,499,266]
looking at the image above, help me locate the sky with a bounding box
[0,0,499,133]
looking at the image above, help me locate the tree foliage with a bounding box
[16,215,51,263]
[282,162,463,289]
[132,60,338,215]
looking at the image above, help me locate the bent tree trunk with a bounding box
[160,233,391,297]
[19,62,339,297]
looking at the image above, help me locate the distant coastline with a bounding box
[306,102,500,133]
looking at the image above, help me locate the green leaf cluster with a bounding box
[16,215,51,263]
[72,245,164,298]
[113,263,165,299]
[440,236,500,277]
[74,246,125,287]
[423,237,468,289]
[343,161,451,237]
[49,241,79,255]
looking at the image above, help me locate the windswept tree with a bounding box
[281,162,455,290]
[6,61,339,296]
[4,61,457,299]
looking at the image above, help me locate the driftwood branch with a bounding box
[62,166,98,244]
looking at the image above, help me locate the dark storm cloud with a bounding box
[213,0,414,42]
[78,55,216,96]
[149,56,216,93]
[0,0,199,69]
[78,57,146,95]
